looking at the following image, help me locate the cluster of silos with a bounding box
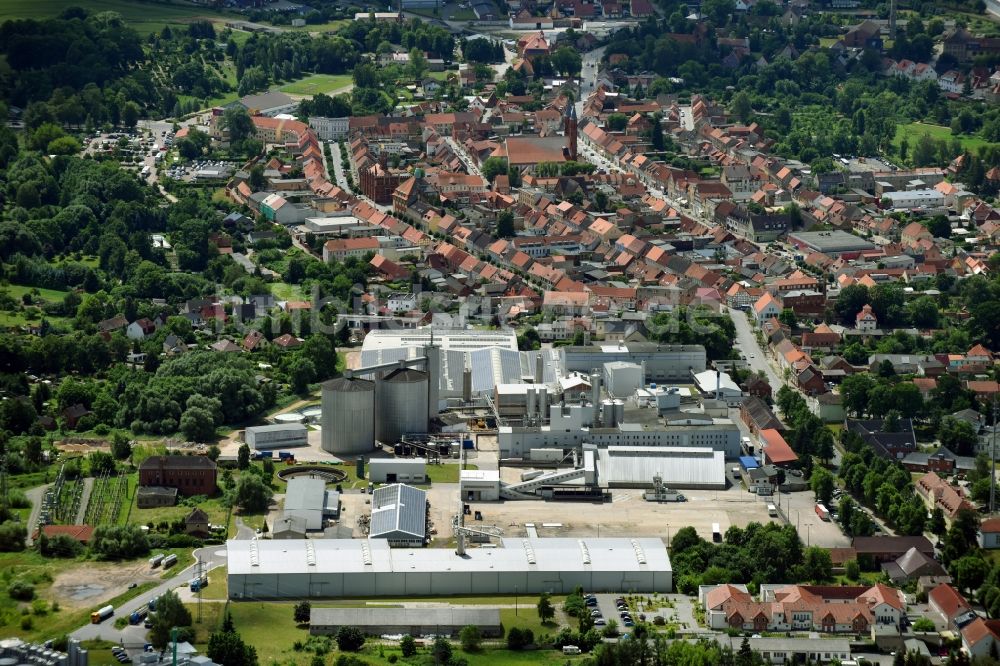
[321,345,439,455]
[524,385,550,425]
[375,365,429,444]
[0,637,87,666]
[321,374,376,455]
[601,399,626,427]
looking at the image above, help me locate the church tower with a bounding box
[564,102,578,162]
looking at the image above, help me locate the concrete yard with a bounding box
[464,482,776,543]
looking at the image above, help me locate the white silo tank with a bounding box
[375,367,429,444]
[321,375,375,455]
[614,399,625,426]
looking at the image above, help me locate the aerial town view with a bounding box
[1,0,1000,664]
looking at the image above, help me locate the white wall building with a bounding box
[368,459,427,484]
[227,537,672,599]
[309,116,350,141]
[882,189,945,210]
[245,424,308,450]
[460,469,501,501]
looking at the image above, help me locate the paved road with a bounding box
[329,141,353,193]
[445,137,483,177]
[75,477,94,525]
[727,307,783,390]
[23,483,51,547]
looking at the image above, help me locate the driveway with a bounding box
[23,483,51,547]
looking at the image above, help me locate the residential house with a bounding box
[881,547,946,584]
[845,418,918,460]
[978,517,1000,549]
[930,583,978,630]
[126,318,157,340]
[855,304,877,331]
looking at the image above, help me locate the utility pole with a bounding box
[197,557,203,623]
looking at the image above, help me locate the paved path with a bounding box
[75,477,94,525]
[23,483,51,546]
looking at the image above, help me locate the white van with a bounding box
[563,645,582,655]
[767,504,777,517]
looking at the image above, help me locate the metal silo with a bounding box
[375,366,429,444]
[321,375,375,455]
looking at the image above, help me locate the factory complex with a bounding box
[227,327,792,606]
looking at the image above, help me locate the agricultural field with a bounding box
[279,74,353,96]
[893,121,999,155]
[0,0,235,33]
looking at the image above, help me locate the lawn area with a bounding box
[0,0,235,32]
[893,121,999,156]
[270,281,308,302]
[282,19,349,32]
[428,70,458,81]
[422,463,477,484]
[2,284,70,303]
[127,495,231,535]
[279,73,353,96]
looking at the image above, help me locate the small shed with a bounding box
[185,508,210,536]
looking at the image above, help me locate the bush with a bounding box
[92,524,150,559]
[8,580,35,601]
[400,634,417,657]
[20,616,32,630]
[459,625,481,652]
[39,534,83,558]
[0,521,27,552]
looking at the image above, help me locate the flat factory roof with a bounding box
[227,537,671,576]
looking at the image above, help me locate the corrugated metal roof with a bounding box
[370,484,426,540]
[597,446,725,486]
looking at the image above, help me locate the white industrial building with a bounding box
[603,361,644,398]
[597,446,726,489]
[499,405,742,459]
[361,329,518,353]
[882,189,945,210]
[563,344,706,382]
[226,537,672,599]
[369,484,426,547]
[460,469,501,501]
[245,424,308,450]
[368,459,427,484]
[283,478,340,531]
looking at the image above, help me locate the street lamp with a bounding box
[514,586,518,616]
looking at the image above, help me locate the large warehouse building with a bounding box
[369,484,427,547]
[310,608,502,638]
[596,446,726,489]
[226,537,672,599]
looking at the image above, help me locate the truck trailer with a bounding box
[91,605,114,623]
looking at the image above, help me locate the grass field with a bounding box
[269,281,308,302]
[0,0,235,32]
[279,73,353,96]
[422,463,477,484]
[893,121,999,156]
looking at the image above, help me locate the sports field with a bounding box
[279,73,353,96]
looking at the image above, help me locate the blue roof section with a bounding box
[739,456,759,470]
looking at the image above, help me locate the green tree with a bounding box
[110,432,131,460]
[180,406,216,442]
[481,157,508,183]
[149,591,192,649]
[234,474,272,513]
[335,626,365,651]
[834,284,870,325]
[930,507,946,535]
[207,612,258,666]
[730,91,752,123]
[907,295,939,328]
[778,308,798,329]
[409,47,429,81]
[810,467,835,506]
[496,210,515,238]
[939,417,979,456]
[537,592,555,622]
[237,443,250,470]
[223,106,254,144]
[912,617,935,632]
[844,559,861,580]
[400,634,417,657]
[459,625,481,652]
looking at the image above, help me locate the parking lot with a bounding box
[779,487,851,548]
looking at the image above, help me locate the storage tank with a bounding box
[375,366,429,444]
[321,375,375,455]
[602,400,617,427]
[614,399,625,426]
